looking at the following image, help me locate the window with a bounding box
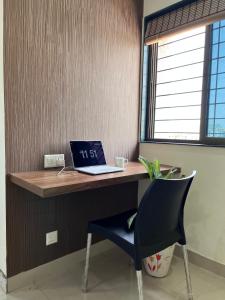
[208,21,225,138]
[142,19,225,146]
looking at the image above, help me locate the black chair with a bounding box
[82,171,196,300]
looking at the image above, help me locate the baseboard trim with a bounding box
[7,240,114,293]
[0,270,7,293]
[174,245,225,278]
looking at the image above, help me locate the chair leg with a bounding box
[136,270,144,300]
[182,245,193,300]
[82,233,92,293]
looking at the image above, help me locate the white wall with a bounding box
[140,143,225,265]
[0,0,6,275]
[142,0,225,266]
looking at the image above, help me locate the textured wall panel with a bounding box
[4,0,142,276]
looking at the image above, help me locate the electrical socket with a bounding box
[46,231,58,246]
[44,154,65,168]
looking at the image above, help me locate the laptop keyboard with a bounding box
[75,165,123,175]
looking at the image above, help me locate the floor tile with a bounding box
[1,247,225,300]
[0,286,48,300]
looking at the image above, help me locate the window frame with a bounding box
[142,21,225,147]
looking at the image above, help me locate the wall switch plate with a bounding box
[46,231,58,246]
[44,154,65,168]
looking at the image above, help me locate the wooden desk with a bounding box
[9,162,175,198]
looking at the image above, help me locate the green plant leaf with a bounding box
[164,167,178,179]
[127,212,137,230]
[138,156,153,180]
[138,156,177,180]
[153,160,162,179]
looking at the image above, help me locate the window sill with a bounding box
[140,140,225,148]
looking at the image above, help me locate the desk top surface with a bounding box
[9,162,175,198]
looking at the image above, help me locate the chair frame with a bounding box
[82,233,193,300]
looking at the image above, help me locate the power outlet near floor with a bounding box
[46,230,58,246]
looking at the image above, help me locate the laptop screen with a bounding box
[70,141,106,168]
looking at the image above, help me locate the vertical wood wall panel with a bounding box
[4,0,142,276]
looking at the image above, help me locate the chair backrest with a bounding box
[134,171,196,248]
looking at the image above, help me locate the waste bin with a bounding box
[144,244,175,277]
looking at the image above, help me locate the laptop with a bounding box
[70,141,124,175]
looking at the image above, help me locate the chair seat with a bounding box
[88,209,137,257]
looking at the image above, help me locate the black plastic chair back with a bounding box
[134,171,196,257]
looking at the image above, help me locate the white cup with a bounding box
[115,157,128,169]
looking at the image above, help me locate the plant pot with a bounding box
[143,244,175,277]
